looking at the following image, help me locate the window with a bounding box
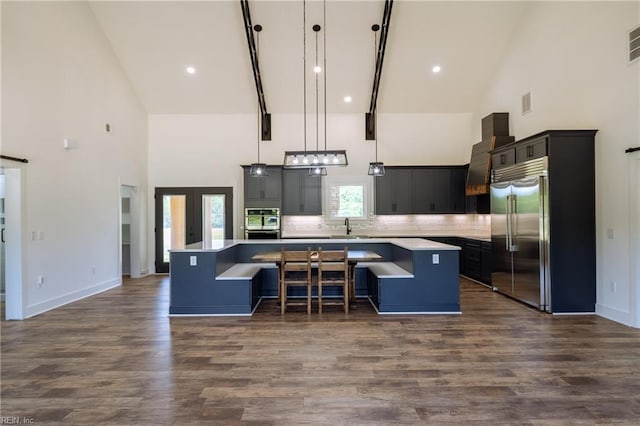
[327,181,368,219]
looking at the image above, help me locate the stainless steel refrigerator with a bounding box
[491,157,550,311]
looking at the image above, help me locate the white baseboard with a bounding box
[26,278,122,318]
[596,303,638,328]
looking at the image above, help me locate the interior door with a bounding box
[511,177,542,307]
[155,187,233,273]
[490,181,513,295]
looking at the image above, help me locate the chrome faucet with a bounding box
[344,217,352,235]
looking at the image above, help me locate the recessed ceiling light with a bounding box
[343,96,352,103]
[432,65,441,74]
[186,66,196,75]
[313,65,322,73]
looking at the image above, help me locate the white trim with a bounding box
[168,297,264,317]
[551,312,596,316]
[596,303,635,327]
[25,278,121,318]
[367,297,461,315]
[169,313,253,317]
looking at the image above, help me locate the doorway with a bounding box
[1,167,25,320]
[154,187,233,273]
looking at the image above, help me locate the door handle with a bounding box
[1,228,4,243]
[505,195,512,251]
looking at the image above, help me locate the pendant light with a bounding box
[284,0,347,170]
[309,24,327,177]
[368,24,385,177]
[249,24,268,177]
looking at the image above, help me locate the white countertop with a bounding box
[180,237,461,253]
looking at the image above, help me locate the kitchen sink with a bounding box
[329,234,370,239]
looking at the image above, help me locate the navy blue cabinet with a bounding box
[375,166,467,215]
[282,169,322,215]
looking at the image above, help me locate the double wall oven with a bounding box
[245,208,280,239]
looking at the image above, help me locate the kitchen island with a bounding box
[169,238,461,316]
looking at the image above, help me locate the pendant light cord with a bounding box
[323,0,327,151]
[315,29,319,153]
[303,0,307,154]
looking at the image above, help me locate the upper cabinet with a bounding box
[282,169,322,215]
[492,135,549,170]
[242,166,282,208]
[375,168,412,214]
[375,166,467,215]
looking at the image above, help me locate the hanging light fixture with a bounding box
[249,24,268,177]
[309,24,327,177]
[284,0,347,169]
[368,24,385,177]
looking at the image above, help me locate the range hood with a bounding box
[466,113,514,195]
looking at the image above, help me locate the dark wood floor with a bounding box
[2,276,640,425]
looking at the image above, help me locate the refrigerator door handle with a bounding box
[511,194,518,251]
[506,194,512,251]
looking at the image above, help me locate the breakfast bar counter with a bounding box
[169,238,461,316]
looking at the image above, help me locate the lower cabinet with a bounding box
[427,236,491,285]
[461,239,491,285]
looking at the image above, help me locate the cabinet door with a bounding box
[301,173,322,214]
[516,137,548,163]
[450,168,466,213]
[480,242,492,284]
[375,169,412,214]
[244,166,282,207]
[492,148,516,169]
[412,169,450,213]
[282,169,322,215]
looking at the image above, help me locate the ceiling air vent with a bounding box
[630,25,640,63]
[521,91,532,115]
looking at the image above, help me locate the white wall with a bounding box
[147,112,473,270]
[474,1,640,327]
[1,2,148,317]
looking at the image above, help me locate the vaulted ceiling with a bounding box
[89,1,528,115]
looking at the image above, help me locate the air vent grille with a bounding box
[492,157,548,183]
[521,91,532,115]
[630,25,640,63]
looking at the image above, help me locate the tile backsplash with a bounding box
[281,214,491,239]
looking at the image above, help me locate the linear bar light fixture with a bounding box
[284,0,348,170]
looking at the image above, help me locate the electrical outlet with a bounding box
[190,256,197,266]
[432,254,440,264]
[610,281,617,293]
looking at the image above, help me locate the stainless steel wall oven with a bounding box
[245,208,280,239]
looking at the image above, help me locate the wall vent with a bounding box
[521,91,532,115]
[630,25,640,63]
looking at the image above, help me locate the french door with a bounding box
[155,187,233,273]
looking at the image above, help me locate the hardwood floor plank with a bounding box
[2,276,639,424]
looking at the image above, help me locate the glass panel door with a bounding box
[155,187,233,273]
[202,194,225,249]
[162,195,186,262]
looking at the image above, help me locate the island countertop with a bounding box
[179,237,461,253]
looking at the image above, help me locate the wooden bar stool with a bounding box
[317,246,349,314]
[280,247,312,314]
